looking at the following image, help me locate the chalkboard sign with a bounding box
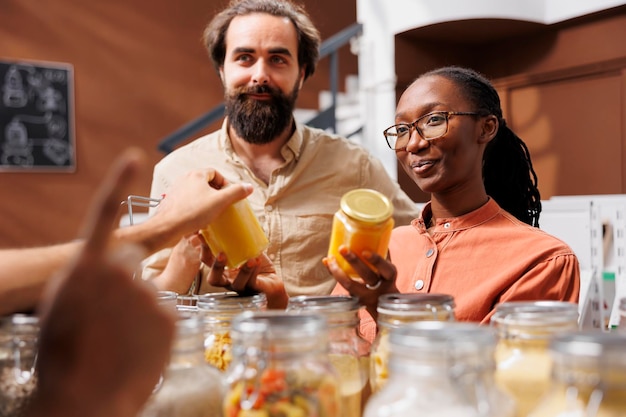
[0,59,75,172]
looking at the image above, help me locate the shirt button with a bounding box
[426,248,434,257]
[266,205,273,211]
[414,280,424,290]
[443,222,451,228]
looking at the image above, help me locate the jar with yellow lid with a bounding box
[288,295,371,417]
[224,311,340,417]
[528,332,626,417]
[328,188,394,278]
[200,196,268,269]
[370,293,455,393]
[196,292,267,372]
[491,301,579,417]
[365,321,515,417]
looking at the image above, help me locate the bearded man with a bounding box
[145,0,419,298]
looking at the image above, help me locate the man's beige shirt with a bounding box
[144,120,420,296]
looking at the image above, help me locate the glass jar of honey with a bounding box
[200,196,268,269]
[287,295,371,417]
[224,311,340,417]
[528,332,626,417]
[491,301,580,417]
[196,292,267,372]
[365,321,515,417]
[370,293,455,392]
[0,314,39,417]
[328,188,394,278]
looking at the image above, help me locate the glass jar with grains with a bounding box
[138,311,223,417]
[0,314,39,417]
[364,321,516,417]
[288,295,371,417]
[370,293,455,392]
[491,300,580,417]
[224,311,340,417]
[197,292,267,372]
[528,332,626,417]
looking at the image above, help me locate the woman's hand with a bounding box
[324,245,399,321]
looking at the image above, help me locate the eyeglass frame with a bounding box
[383,111,483,150]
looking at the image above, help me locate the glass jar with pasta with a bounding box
[197,292,267,372]
[288,295,371,417]
[224,311,340,417]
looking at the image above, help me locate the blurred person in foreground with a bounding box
[144,0,420,298]
[325,66,580,342]
[17,148,269,417]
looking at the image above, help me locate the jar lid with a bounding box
[550,332,626,365]
[340,188,393,224]
[287,295,360,312]
[377,293,455,316]
[390,321,495,353]
[197,291,267,312]
[231,311,327,341]
[491,301,580,327]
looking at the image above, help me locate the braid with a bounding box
[422,66,542,227]
[483,122,542,227]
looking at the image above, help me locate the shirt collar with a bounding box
[416,198,501,232]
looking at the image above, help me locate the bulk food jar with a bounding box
[224,311,340,417]
[197,292,267,372]
[327,188,394,278]
[528,332,626,417]
[364,321,515,417]
[138,311,223,417]
[287,295,371,417]
[490,301,579,417]
[0,314,39,417]
[370,293,455,392]
[200,196,268,269]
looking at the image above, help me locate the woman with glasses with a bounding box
[325,66,580,342]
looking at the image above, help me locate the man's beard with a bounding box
[225,83,299,145]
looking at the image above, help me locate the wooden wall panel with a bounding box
[0,0,356,248]
[393,7,626,203]
[508,73,623,198]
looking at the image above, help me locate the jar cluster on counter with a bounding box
[0,314,39,417]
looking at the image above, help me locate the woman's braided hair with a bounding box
[423,66,542,227]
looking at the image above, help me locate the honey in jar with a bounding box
[328,188,394,277]
[200,196,268,269]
